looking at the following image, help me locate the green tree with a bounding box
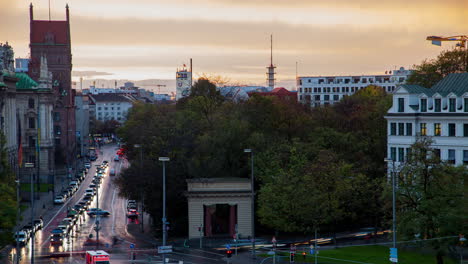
[396,138,467,264]
[0,132,17,247]
[407,49,468,88]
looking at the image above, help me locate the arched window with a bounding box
[28,98,35,109]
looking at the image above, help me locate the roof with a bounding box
[271,87,297,94]
[15,73,38,90]
[0,81,6,87]
[90,93,133,103]
[431,73,468,96]
[31,20,69,45]
[399,84,434,96]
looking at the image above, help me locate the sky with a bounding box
[1,0,467,91]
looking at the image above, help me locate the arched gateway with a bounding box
[186,178,253,239]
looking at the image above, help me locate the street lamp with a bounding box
[244,148,255,259]
[134,144,144,232]
[24,162,35,264]
[159,157,170,264]
[384,158,397,263]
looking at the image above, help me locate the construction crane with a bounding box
[155,84,166,94]
[426,35,467,49]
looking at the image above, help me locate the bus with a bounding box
[86,250,110,264]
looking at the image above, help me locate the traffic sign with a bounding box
[158,245,173,253]
[389,247,398,262]
[310,249,315,255]
[130,243,135,249]
[390,257,398,262]
[226,244,231,250]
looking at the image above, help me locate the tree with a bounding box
[0,132,17,247]
[407,49,468,88]
[396,138,467,264]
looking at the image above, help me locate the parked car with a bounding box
[73,204,85,214]
[89,184,98,190]
[126,209,138,218]
[14,231,28,246]
[110,169,116,176]
[84,162,91,169]
[78,201,89,210]
[33,219,43,230]
[54,195,65,204]
[23,224,36,234]
[82,196,93,205]
[114,155,119,162]
[85,188,95,195]
[127,200,137,210]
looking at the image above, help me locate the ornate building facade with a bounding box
[29,4,76,167]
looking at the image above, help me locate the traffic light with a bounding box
[226,250,232,258]
[289,252,295,262]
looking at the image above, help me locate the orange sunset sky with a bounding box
[1,0,467,89]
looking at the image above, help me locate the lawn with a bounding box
[20,183,53,192]
[268,245,456,264]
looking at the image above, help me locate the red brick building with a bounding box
[247,87,297,101]
[28,4,76,166]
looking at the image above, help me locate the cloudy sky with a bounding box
[1,0,467,90]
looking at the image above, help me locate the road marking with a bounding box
[111,189,117,236]
[171,251,221,261]
[178,247,224,257]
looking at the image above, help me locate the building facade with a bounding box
[75,93,90,158]
[176,67,192,101]
[298,67,411,107]
[0,42,18,168]
[89,94,134,123]
[29,4,76,166]
[385,73,468,169]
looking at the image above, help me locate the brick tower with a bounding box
[29,3,76,167]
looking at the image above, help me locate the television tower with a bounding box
[266,34,276,89]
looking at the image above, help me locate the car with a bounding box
[14,231,28,246]
[57,221,71,233]
[110,169,116,176]
[85,188,95,195]
[102,160,109,165]
[84,162,91,169]
[23,224,36,234]
[127,200,137,210]
[89,184,98,190]
[50,229,64,245]
[82,195,93,204]
[126,209,139,218]
[78,201,89,210]
[114,155,120,162]
[33,219,43,230]
[73,204,85,214]
[66,187,75,195]
[89,155,97,161]
[87,208,111,217]
[62,190,71,198]
[54,195,65,204]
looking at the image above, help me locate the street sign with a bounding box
[158,245,173,254]
[226,244,231,250]
[310,249,315,255]
[390,257,398,262]
[390,248,398,262]
[130,243,135,249]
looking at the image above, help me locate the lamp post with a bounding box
[15,178,20,264]
[24,162,35,264]
[244,148,255,259]
[384,158,397,263]
[134,144,144,233]
[159,157,170,264]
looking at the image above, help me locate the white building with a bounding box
[89,94,134,123]
[298,67,411,107]
[83,86,137,95]
[385,73,468,168]
[176,68,192,101]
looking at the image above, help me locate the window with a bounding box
[434,123,441,136]
[53,112,60,122]
[98,107,102,110]
[54,125,61,135]
[420,99,427,112]
[324,95,330,101]
[390,123,396,135]
[398,123,404,136]
[449,98,456,112]
[448,123,456,137]
[390,147,396,161]
[433,148,441,159]
[318,88,321,93]
[314,95,320,101]
[333,95,339,101]
[406,123,412,136]
[398,98,404,112]
[448,149,456,164]
[434,98,441,112]
[406,148,412,159]
[28,117,35,129]
[28,98,35,109]
[465,98,468,112]
[28,136,35,147]
[398,148,404,162]
[464,150,468,164]
[464,124,468,137]
[420,123,427,136]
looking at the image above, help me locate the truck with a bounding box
[86,250,110,264]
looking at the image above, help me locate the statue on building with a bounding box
[0,42,15,73]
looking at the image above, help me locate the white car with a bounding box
[54,195,65,204]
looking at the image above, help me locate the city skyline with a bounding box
[1,0,467,89]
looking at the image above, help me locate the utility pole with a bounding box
[244,149,255,258]
[95,177,100,250]
[15,177,20,264]
[384,158,398,264]
[134,144,144,233]
[25,162,35,264]
[159,157,170,264]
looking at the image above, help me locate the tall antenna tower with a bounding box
[266,34,276,89]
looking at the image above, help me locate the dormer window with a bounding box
[398,98,404,112]
[449,98,456,112]
[434,98,441,112]
[420,98,427,112]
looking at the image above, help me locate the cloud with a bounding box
[72,70,113,77]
